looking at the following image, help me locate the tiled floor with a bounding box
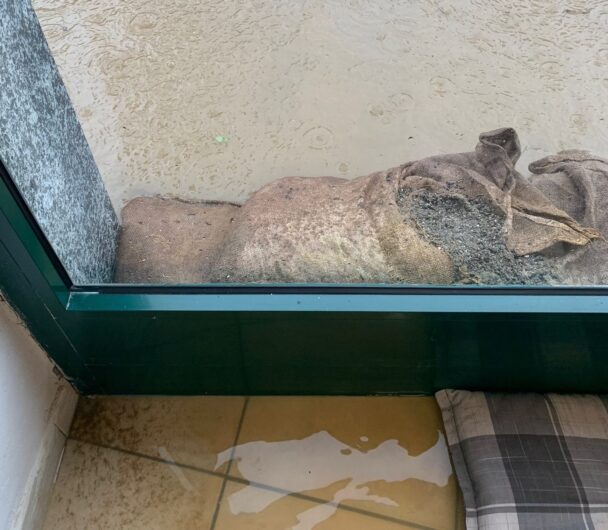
[43,396,465,530]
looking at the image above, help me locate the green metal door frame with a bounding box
[1,158,608,395]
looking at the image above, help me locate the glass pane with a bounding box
[3,1,608,286]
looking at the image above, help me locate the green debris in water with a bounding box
[214,135,228,143]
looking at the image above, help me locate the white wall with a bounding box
[0,294,78,530]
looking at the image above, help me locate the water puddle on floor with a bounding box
[215,429,452,530]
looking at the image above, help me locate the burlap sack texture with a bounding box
[115,197,240,284]
[529,151,608,284]
[115,128,604,285]
[210,171,453,284]
[399,128,599,256]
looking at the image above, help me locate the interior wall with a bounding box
[0,293,77,530]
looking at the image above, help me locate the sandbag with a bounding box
[529,151,608,284]
[210,172,454,284]
[398,128,599,257]
[116,128,605,286]
[211,128,599,284]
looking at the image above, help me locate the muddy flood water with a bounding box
[33,0,608,213]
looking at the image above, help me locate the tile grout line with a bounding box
[215,476,441,530]
[68,436,229,480]
[68,416,443,530]
[208,396,250,530]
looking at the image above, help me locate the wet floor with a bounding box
[33,0,608,214]
[43,396,464,529]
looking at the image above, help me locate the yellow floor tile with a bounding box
[70,396,244,471]
[214,478,439,530]
[217,397,459,530]
[42,440,223,530]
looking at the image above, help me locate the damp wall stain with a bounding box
[32,0,608,213]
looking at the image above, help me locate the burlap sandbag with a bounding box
[399,128,599,257]
[211,128,598,284]
[529,151,608,284]
[115,128,604,285]
[210,171,454,284]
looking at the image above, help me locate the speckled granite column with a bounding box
[0,0,119,284]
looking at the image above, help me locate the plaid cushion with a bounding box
[436,390,608,530]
